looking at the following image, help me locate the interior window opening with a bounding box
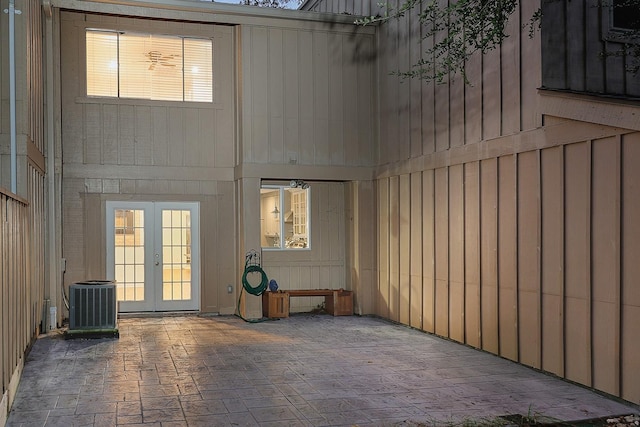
[260,183,310,250]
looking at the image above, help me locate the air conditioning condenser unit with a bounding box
[67,280,119,338]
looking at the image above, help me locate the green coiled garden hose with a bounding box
[235,253,268,323]
[241,263,268,296]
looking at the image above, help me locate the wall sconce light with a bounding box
[290,179,310,189]
[271,206,279,219]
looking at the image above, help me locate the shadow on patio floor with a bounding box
[6,314,638,426]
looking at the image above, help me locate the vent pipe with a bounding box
[5,0,21,193]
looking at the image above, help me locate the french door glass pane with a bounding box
[161,209,192,301]
[114,209,145,301]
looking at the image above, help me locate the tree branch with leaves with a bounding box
[239,0,301,8]
[356,0,640,84]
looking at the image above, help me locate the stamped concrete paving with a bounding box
[6,314,638,426]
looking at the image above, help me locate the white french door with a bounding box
[106,201,200,312]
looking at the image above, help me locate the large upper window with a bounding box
[261,185,310,250]
[86,30,213,102]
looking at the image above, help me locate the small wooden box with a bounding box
[326,290,353,316]
[262,291,289,318]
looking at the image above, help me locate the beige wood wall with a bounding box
[238,21,376,317]
[376,128,640,404]
[1,1,49,421]
[58,10,376,316]
[0,189,31,414]
[362,0,640,404]
[0,0,45,194]
[240,24,376,168]
[301,0,380,16]
[345,180,377,315]
[59,12,238,313]
[238,21,377,316]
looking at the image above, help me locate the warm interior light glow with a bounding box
[86,30,212,102]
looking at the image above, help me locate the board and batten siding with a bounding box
[240,24,376,169]
[303,0,640,404]
[239,21,378,317]
[376,128,640,404]
[59,12,238,313]
[541,0,640,98]
[375,0,541,164]
[58,11,374,315]
[3,166,47,426]
[300,0,377,19]
[372,0,640,404]
[0,0,48,421]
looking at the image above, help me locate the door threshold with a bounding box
[118,311,200,319]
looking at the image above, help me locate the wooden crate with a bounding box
[326,290,353,316]
[262,291,289,318]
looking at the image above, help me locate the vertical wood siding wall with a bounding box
[345,180,377,315]
[59,13,238,313]
[28,165,46,331]
[542,0,640,98]
[241,22,377,315]
[1,0,44,185]
[301,0,379,16]
[305,0,640,403]
[27,0,44,154]
[26,0,47,335]
[1,0,46,417]
[59,12,374,315]
[0,190,30,400]
[0,171,44,422]
[377,130,640,404]
[373,0,542,161]
[374,0,640,403]
[241,24,376,168]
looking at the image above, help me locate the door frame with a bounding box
[105,201,201,312]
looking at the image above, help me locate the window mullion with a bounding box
[182,39,185,102]
[117,33,120,98]
[280,189,285,249]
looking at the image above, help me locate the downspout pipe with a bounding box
[43,0,60,329]
[6,0,21,194]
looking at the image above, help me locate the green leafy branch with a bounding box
[356,0,640,84]
[356,0,519,83]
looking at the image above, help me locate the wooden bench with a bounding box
[262,289,353,318]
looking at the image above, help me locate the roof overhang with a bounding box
[47,0,374,30]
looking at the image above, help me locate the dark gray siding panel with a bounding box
[541,0,567,90]
[542,0,639,98]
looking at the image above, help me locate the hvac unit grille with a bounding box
[69,281,117,330]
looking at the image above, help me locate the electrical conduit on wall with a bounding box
[5,0,21,193]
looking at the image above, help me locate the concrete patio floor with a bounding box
[5,314,638,426]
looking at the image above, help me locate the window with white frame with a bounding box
[261,185,310,250]
[86,30,213,102]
